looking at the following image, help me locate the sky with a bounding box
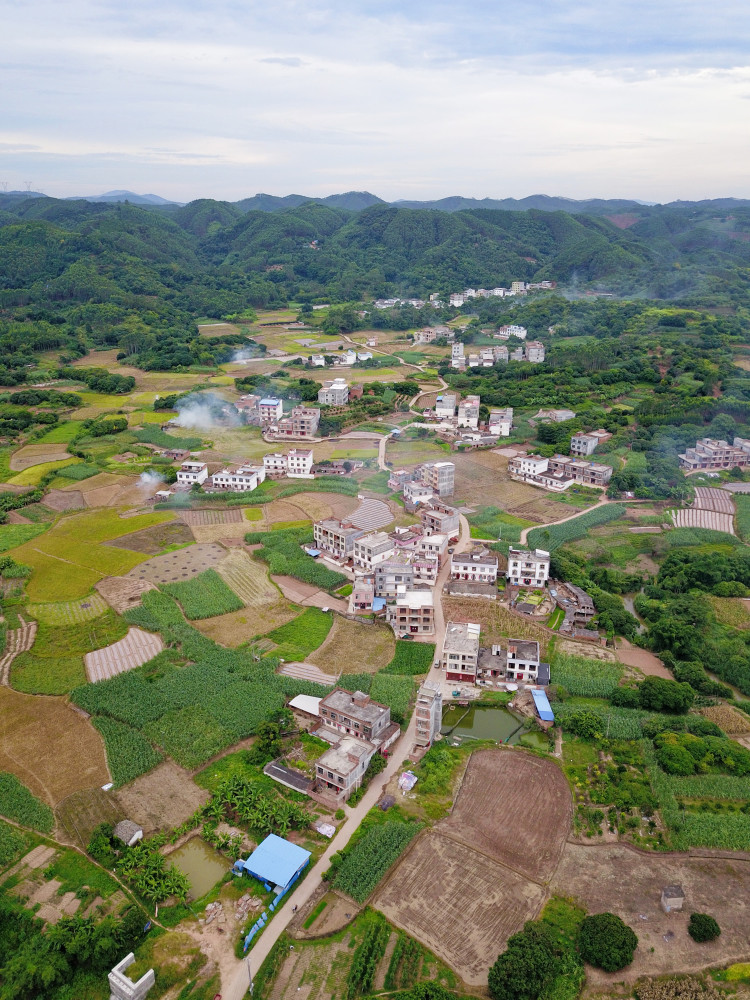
[3,0,750,203]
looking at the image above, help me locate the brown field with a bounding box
[614,639,671,678]
[307,618,395,675]
[128,542,226,583]
[215,549,283,607]
[189,522,253,544]
[441,750,571,881]
[275,491,360,522]
[699,704,750,734]
[43,488,86,511]
[553,844,750,985]
[375,831,546,985]
[104,520,194,553]
[95,575,157,614]
[114,760,210,835]
[443,597,553,658]
[374,750,571,984]
[180,508,245,526]
[452,451,573,521]
[264,499,315,524]
[0,687,109,806]
[195,604,298,646]
[62,471,127,494]
[197,322,242,338]
[10,444,71,471]
[56,786,124,850]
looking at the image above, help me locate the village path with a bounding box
[222,513,472,1000]
[517,497,611,546]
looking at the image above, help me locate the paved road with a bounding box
[223,513,472,999]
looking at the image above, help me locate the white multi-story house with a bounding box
[415,681,442,748]
[510,282,527,295]
[451,343,465,368]
[417,532,449,566]
[287,448,314,478]
[510,454,549,478]
[478,639,550,686]
[404,481,435,505]
[434,394,457,420]
[506,547,550,588]
[313,518,364,560]
[263,453,288,476]
[310,354,327,367]
[387,586,435,635]
[570,433,600,457]
[451,546,499,584]
[679,437,750,472]
[457,395,480,429]
[419,461,455,497]
[258,398,284,424]
[207,464,265,492]
[488,408,513,436]
[176,461,208,485]
[441,621,481,684]
[353,531,395,572]
[509,454,612,491]
[449,293,465,307]
[495,324,528,340]
[315,737,376,803]
[525,341,545,363]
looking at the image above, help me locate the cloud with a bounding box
[259,56,305,67]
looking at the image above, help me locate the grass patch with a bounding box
[551,653,624,698]
[132,426,204,450]
[267,607,333,662]
[244,507,263,521]
[161,569,244,620]
[383,641,435,675]
[303,899,328,928]
[735,494,750,543]
[0,522,48,554]
[44,848,119,899]
[35,421,86,443]
[270,519,312,531]
[467,506,534,544]
[0,772,54,832]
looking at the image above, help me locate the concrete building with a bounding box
[510,454,549,478]
[457,395,480,429]
[353,531,395,572]
[263,452,288,476]
[506,547,550,588]
[420,502,460,537]
[287,448,314,477]
[509,454,612,491]
[478,639,550,686]
[310,354,327,367]
[533,408,576,423]
[525,341,545,363]
[319,688,392,743]
[208,464,265,491]
[387,586,435,635]
[176,461,208,485]
[258,397,284,424]
[374,556,416,599]
[318,378,349,406]
[488,407,513,437]
[415,680,443,748]
[441,621,481,684]
[547,455,613,488]
[451,546,499,584]
[434,394,457,419]
[404,481,435,505]
[494,324,528,340]
[236,393,261,421]
[313,518,364,560]
[451,343,465,368]
[315,737,376,802]
[417,532,449,566]
[419,461,455,496]
[275,405,320,439]
[679,437,750,472]
[570,433,600,457]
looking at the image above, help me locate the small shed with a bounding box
[661,885,685,913]
[113,820,144,847]
[531,689,555,722]
[233,834,311,892]
[288,694,321,719]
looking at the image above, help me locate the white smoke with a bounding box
[171,392,241,431]
[231,347,259,363]
[138,471,165,490]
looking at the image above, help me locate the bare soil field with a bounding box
[56,786,124,850]
[0,686,109,806]
[104,520,194,553]
[85,626,165,682]
[128,542,226,583]
[614,639,671,678]
[307,617,395,675]
[553,843,750,985]
[95,575,157,614]
[443,596,553,658]
[441,750,571,881]
[43,488,86,511]
[277,491,360,522]
[452,451,573,522]
[272,575,349,613]
[114,760,210,835]
[264,499,314,524]
[10,443,71,471]
[189,521,251,544]
[294,889,360,939]
[375,831,546,985]
[61,471,127,494]
[195,603,298,646]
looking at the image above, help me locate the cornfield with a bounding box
[526,504,626,552]
[551,653,623,698]
[0,772,54,832]
[334,821,421,902]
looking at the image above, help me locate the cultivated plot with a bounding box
[693,486,735,514]
[670,507,734,534]
[128,542,226,584]
[85,626,165,682]
[114,760,210,835]
[307,617,396,675]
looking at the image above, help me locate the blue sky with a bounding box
[3,0,749,202]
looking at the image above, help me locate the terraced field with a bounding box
[27,594,110,625]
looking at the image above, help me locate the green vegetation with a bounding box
[688,913,720,942]
[247,526,347,591]
[0,820,28,867]
[267,607,333,662]
[0,523,47,553]
[0,772,54,832]
[92,716,164,786]
[332,821,421,902]
[527,504,625,552]
[467,507,533,544]
[383,640,435,675]
[56,462,101,480]
[346,910,391,998]
[551,653,623,698]
[370,673,415,724]
[303,899,327,929]
[161,568,244,620]
[132,425,204,450]
[578,912,638,972]
[488,921,561,1000]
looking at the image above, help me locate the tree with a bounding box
[578,913,638,972]
[488,921,560,1000]
[688,913,720,942]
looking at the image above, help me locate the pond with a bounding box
[167,838,228,901]
[441,704,527,745]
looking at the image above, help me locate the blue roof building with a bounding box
[233,834,311,892]
[531,689,554,722]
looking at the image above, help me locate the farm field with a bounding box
[307,617,396,675]
[161,567,244,619]
[55,786,124,850]
[9,508,174,601]
[374,750,571,984]
[670,507,735,534]
[442,596,553,658]
[9,443,72,471]
[451,450,575,521]
[0,686,109,806]
[114,760,210,835]
[692,486,735,513]
[27,593,110,624]
[85,626,165,682]
[127,541,226,584]
[552,844,750,984]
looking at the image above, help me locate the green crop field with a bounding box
[333,820,421,902]
[93,716,164,786]
[467,507,533,544]
[27,593,110,624]
[0,772,54,832]
[383,641,435,675]
[7,458,80,486]
[0,523,48,554]
[370,673,415,724]
[35,421,86,443]
[0,820,29,867]
[161,568,244,620]
[267,607,333,662]
[551,653,624,698]
[526,504,626,551]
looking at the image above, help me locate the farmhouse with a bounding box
[317,377,349,406]
[313,517,365,560]
[353,531,395,571]
[273,405,320,439]
[570,429,611,456]
[478,640,549,685]
[525,341,545,363]
[415,680,443,747]
[207,464,266,491]
[176,461,208,485]
[550,582,596,627]
[532,408,575,423]
[441,621,481,683]
[419,461,456,496]
[508,453,612,491]
[507,547,550,588]
[488,408,513,436]
[457,395,480,429]
[258,397,284,424]
[318,688,393,743]
[420,501,460,537]
[435,394,457,419]
[113,820,143,847]
[679,436,750,472]
[451,546,499,584]
[387,585,435,635]
[233,834,311,892]
[404,481,435,505]
[314,736,376,802]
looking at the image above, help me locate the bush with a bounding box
[578,913,638,972]
[687,913,720,942]
[488,921,561,1000]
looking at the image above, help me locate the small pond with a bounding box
[441,704,527,745]
[167,838,228,901]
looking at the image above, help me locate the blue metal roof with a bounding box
[304,547,321,557]
[260,397,280,406]
[531,689,554,722]
[372,597,386,611]
[239,835,311,889]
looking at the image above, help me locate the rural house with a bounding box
[441,621,481,684]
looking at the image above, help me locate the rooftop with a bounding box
[508,639,540,660]
[443,621,481,654]
[321,688,389,724]
[239,834,311,889]
[318,736,372,776]
[394,587,435,609]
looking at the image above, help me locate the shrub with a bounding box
[578,913,638,972]
[488,920,561,1000]
[687,913,720,942]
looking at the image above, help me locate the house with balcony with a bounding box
[387,586,435,635]
[451,546,499,584]
[506,547,550,588]
[318,378,349,406]
[314,737,376,803]
[478,640,550,686]
[352,531,395,572]
[457,395,480,429]
[318,688,393,744]
[273,405,320,439]
[313,518,364,560]
[679,436,750,472]
[415,681,443,748]
[420,501,460,537]
[258,398,284,424]
[207,464,265,492]
[441,622,481,684]
[176,461,208,485]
